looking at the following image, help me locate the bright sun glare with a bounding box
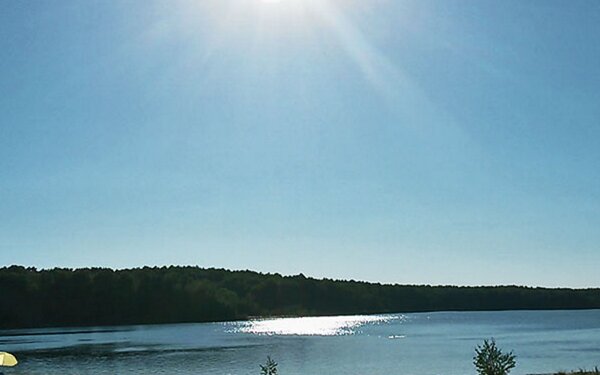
[172,0,410,105]
[234,315,398,336]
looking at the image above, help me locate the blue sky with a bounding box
[1,0,599,287]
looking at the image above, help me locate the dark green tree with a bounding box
[474,339,516,375]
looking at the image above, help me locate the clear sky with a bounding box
[1,0,599,287]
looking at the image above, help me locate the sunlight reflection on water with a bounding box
[232,314,398,336]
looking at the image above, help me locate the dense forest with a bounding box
[1,265,600,329]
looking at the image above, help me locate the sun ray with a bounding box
[304,0,466,138]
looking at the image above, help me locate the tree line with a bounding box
[1,265,599,329]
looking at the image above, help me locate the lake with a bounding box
[1,310,599,374]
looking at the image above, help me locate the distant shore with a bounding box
[2,265,600,330]
[555,370,600,375]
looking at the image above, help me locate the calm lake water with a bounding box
[1,310,599,375]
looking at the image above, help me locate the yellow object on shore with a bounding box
[0,352,18,366]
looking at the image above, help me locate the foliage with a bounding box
[1,265,600,329]
[260,356,278,375]
[473,339,516,375]
[556,367,600,375]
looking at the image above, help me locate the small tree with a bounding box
[260,356,278,375]
[474,339,516,375]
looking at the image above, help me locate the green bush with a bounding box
[260,356,278,375]
[473,339,516,375]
